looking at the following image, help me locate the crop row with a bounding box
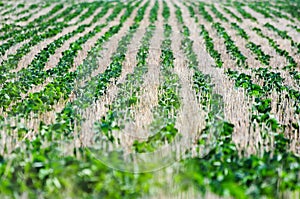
[0,3,117,111]
[27,1,144,141]
[264,22,300,53]
[133,1,180,152]
[0,2,102,56]
[199,25,223,68]
[194,2,248,68]
[212,22,248,68]
[0,2,116,83]
[94,1,159,147]
[233,2,257,22]
[0,4,64,40]
[222,6,243,22]
[0,4,69,57]
[183,2,300,197]
[248,1,295,24]
[202,3,300,117]
[49,0,148,137]
[205,3,300,92]
[16,3,39,16]
[253,27,300,83]
[15,4,43,22]
[207,6,273,68]
[231,22,249,40]
[246,42,271,66]
[174,3,224,156]
[288,24,300,33]
[2,1,140,118]
[267,1,300,22]
[210,4,228,22]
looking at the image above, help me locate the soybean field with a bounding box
[0,0,300,198]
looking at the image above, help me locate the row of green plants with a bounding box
[0,1,299,198]
[206,3,300,118]
[287,24,300,33]
[208,7,300,105]
[133,1,181,153]
[0,2,100,56]
[199,25,223,68]
[174,4,221,154]
[0,3,159,198]
[1,3,22,16]
[195,2,248,68]
[0,2,115,83]
[253,27,300,83]
[0,2,117,111]
[210,4,228,22]
[1,8,86,75]
[212,22,248,68]
[16,3,39,16]
[222,6,243,22]
[183,2,300,198]
[245,42,271,66]
[37,0,144,139]
[0,4,68,56]
[93,1,159,147]
[233,2,257,22]
[267,0,300,22]
[208,3,298,96]
[15,4,43,22]
[0,3,12,14]
[198,2,213,23]
[207,4,273,67]
[191,0,300,122]
[231,22,249,40]
[248,3,272,18]
[5,1,141,117]
[264,22,300,53]
[252,67,300,116]
[0,4,64,40]
[247,1,294,24]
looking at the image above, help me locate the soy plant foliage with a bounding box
[133,3,181,153]
[233,1,257,21]
[95,3,157,145]
[40,1,142,140]
[212,22,248,68]
[1,3,123,113]
[245,42,271,66]
[199,25,223,68]
[0,1,107,77]
[1,0,300,198]
[182,1,300,197]
[264,22,300,53]
[0,134,154,198]
[174,5,214,108]
[0,4,65,47]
